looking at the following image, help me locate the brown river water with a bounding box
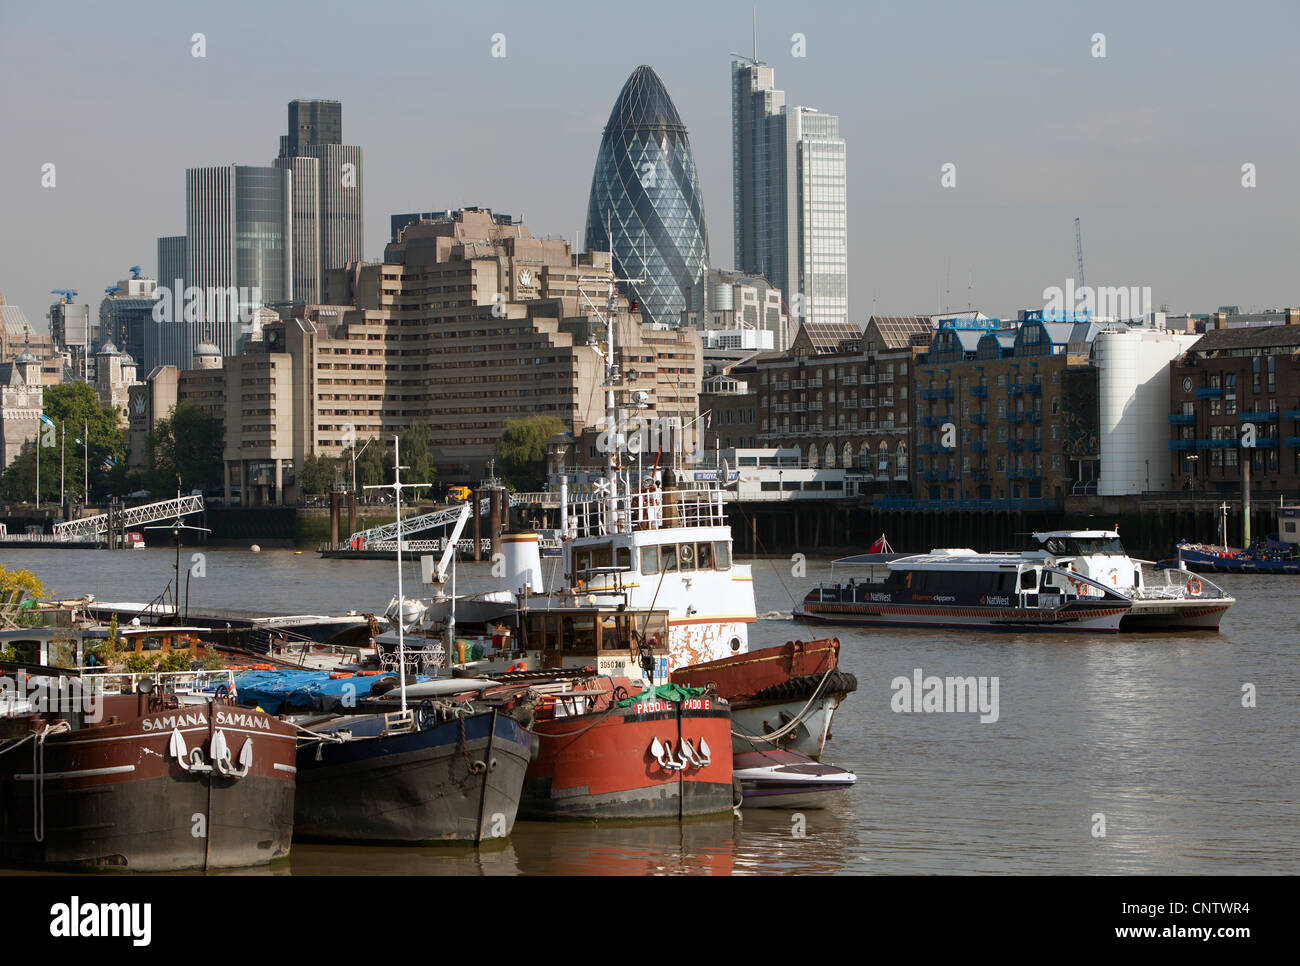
[5,546,1297,875]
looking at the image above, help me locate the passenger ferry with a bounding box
[1032,530,1234,630]
[794,548,1133,633]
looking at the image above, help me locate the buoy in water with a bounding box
[250,544,261,553]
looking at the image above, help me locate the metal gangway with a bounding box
[52,493,205,540]
[349,492,538,550]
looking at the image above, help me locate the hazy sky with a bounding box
[2,0,1298,332]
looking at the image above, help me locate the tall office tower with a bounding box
[732,59,847,328]
[184,165,292,361]
[275,99,363,302]
[585,66,710,328]
[154,235,188,369]
[98,272,160,371]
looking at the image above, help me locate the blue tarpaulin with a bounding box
[233,669,423,714]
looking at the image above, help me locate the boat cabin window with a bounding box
[640,546,659,575]
[1067,537,1125,556]
[885,569,1016,594]
[660,544,679,572]
[574,544,613,577]
[560,615,597,653]
[696,542,714,569]
[600,615,622,650]
[1018,569,1038,591]
[615,546,632,572]
[1,639,41,664]
[679,543,697,571]
[714,541,730,569]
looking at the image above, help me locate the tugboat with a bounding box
[513,672,736,820]
[0,667,297,871]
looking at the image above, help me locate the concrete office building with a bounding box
[98,273,160,371]
[732,59,847,327]
[48,298,92,380]
[684,269,790,351]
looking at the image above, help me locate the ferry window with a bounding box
[615,546,632,571]
[696,542,714,569]
[575,549,592,575]
[640,546,659,574]
[1018,570,1037,591]
[679,543,697,570]
[592,544,613,568]
[999,573,1017,593]
[525,615,547,649]
[638,614,668,649]
[714,541,730,569]
[661,545,679,572]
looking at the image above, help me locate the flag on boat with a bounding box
[867,534,888,554]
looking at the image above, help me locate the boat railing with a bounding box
[1138,565,1231,600]
[566,486,727,538]
[78,667,240,697]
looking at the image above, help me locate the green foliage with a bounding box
[148,400,222,493]
[123,652,158,674]
[0,382,126,503]
[300,453,340,495]
[495,415,564,491]
[399,424,437,489]
[198,651,225,671]
[158,650,194,672]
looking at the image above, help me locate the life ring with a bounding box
[680,544,694,564]
[507,661,527,673]
[1187,578,1203,596]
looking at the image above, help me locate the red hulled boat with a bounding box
[516,675,736,820]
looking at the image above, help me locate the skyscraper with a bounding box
[275,99,363,302]
[732,59,847,328]
[585,66,710,328]
[183,164,292,360]
[154,235,187,369]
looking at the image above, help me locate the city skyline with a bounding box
[2,0,1299,330]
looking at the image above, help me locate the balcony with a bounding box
[1024,439,1042,452]
[1007,440,1023,452]
[1008,382,1025,396]
[809,401,824,411]
[861,398,877,409]
[1026,380,1042,395]
[1027,411,1042,423]
[808,378,824,389]
[1195,387,1223,399]
[774,381,789,391]
[791,379,806,390]
[1197,438,1235,449]
[971,385,988,398]
[1285,436,1300,448]
[920,387,953,401]
[1285,409,1300,422]
[879,373,895,383]
[1168,413,1196,425]
[861,373,877,384]
[971,442,988,454]
[1250,437,1279,448]
[1169,439,1197,450]
[1239,411,1279,422]
[792,403,806,413]
[1008,411,1026,424]
[971,413,988,426]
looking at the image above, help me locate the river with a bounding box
[5,546,1296,875]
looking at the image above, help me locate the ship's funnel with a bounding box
[501,532,543,599]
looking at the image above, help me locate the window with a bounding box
[714,541,731,569]
[639,546,659,575]
[678,543,697,571]
[696,542,714,569]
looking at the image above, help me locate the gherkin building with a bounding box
[585,65,710,328]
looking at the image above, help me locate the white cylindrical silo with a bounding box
[500,532,543,598]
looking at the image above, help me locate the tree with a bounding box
[148,401,222,494]
[0,382,125,503]
[495,415,564,491]
[300,453,340,496]
[399,424,437,489]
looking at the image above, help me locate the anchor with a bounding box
[649,736,685,771]
[170,727,212,773]
[211,729,252,778]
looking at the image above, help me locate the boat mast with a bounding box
[365,435,429,714]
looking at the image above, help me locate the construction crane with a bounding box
[1074,218,1087,292]
[104,285,123,298]
[50,288,78,303]
[128,265,142,278]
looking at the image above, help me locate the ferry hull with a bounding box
[294,710,531,844]
[520,701,734,820]
[0,699,296,872]
[1121,598,1232,631]
[794,602,1127,633]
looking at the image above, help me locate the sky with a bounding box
[2,0,1298,332]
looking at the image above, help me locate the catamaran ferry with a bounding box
[794,547,1133,633]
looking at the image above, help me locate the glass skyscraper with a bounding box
[586,65,710,328]
[732,60,847,328]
